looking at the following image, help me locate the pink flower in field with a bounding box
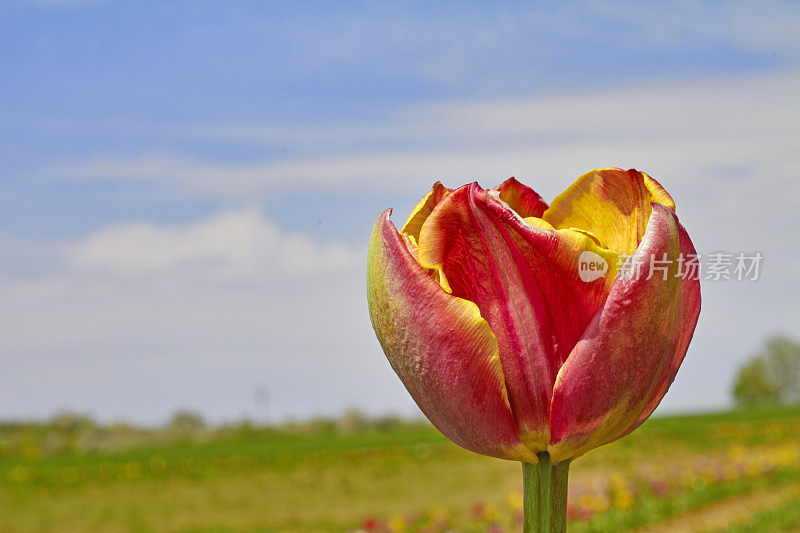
[567,502,595,521]
[649,480,670,499]
[360,516,385,532]
[471,501,485,519]
[566,504,577,519]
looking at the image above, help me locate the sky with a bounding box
[1,1,799,425]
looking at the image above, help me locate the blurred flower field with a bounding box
[3,406,800,532]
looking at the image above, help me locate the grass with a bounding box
[570,469,800,532]
[724,491,800,532]
[2,405,800,532]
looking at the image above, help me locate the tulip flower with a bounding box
[366,168,701,532]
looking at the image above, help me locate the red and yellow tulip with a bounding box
[367,168,701,464]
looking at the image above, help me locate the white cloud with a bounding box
[68,208,356,282]
[0,210,393,424]
[52,70,799,201]
[590,1,800,57]
[7,69,800,423]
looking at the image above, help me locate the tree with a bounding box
[732,335,800,407]
[335,407,369,433]
[732,358,778,407]
[50,411,96,433]
[167,410,206,437]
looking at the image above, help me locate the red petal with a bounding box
[494,177,548,219]
[418,185,618,450]
[548,204,701,462]
[367,210,536,461]
[400,181,452,242]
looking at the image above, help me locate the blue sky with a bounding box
[1,1,799,424]
[3,1,796,239]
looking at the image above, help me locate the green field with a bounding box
[3,406,800,532]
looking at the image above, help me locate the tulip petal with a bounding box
[548,204,701,462]
[367,209,536,462]
[418,184,619,451]
[494,177,549,219]
[401,181,452,243]
[543,168,675,254]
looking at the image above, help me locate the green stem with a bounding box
[522,452,570,532]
